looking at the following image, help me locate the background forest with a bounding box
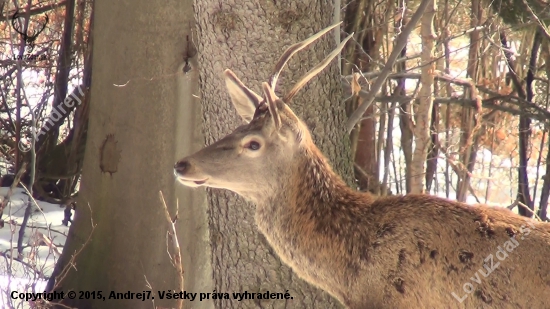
[0,0,548,308]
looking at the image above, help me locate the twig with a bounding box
[48,203,95,297]
[159,191,184,309]
[1,1,67,20]
[341,73,550,124]
[508,200,544,222]
[520,0,550,41]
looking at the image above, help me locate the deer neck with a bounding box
[254,144,374,234]
[252,144,374,293]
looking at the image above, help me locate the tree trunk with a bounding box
[49,1,200,308]
[410,0,436,194]
[457,0,483,202]
[516,29,539,216]
[343,0,381,193]
[192,1,352,308]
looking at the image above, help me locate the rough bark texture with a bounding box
[49,1,200,308]
[410,0,436,194]
[193,0,352,308]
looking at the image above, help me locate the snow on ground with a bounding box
[0,187,69,308]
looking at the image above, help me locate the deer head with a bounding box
[174,23,352,202]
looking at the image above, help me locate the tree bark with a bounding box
[343,0,380,193]
[457,0,483,202]
[516,29,539,216]
[410,0,436,194]
[35,0,75,152]
[49,1,200,308]
[192,1,352,308]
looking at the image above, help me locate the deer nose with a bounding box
[174,160,190,175]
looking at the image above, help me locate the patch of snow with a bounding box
[0,188,69,308]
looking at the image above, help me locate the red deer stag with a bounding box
[174,23,550,309]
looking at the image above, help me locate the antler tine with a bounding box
[284,33,354,103]
[269,22,342,90]
[262,82,282,129]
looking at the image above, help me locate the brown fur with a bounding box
[176,96,550,308]
[174,26,550,308]
[256,143,550,308]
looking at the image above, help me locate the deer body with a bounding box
[175,23,550,308]
[253,142,550,308]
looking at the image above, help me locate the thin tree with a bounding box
[410,0,437,193]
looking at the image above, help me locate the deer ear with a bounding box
[224,69,263,123]
[261,82,282,130]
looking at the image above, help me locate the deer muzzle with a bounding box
[174,159,208,187]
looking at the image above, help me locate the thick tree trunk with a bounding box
[49,1,200,308]
[192,1,352,308]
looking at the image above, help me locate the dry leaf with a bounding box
[351,72,362,96]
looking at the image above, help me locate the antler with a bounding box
[284,33,353,102]
[262,83,282,130]
[269,22,343,91]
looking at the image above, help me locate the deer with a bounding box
[174,23,550,309]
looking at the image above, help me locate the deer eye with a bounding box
[245,141,261,150]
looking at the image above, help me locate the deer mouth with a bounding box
[177,177,208,187]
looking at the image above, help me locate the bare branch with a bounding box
[1,2,67,20]
[520,0,550,41]
[341,73,550,124]
[346,0,432,132]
